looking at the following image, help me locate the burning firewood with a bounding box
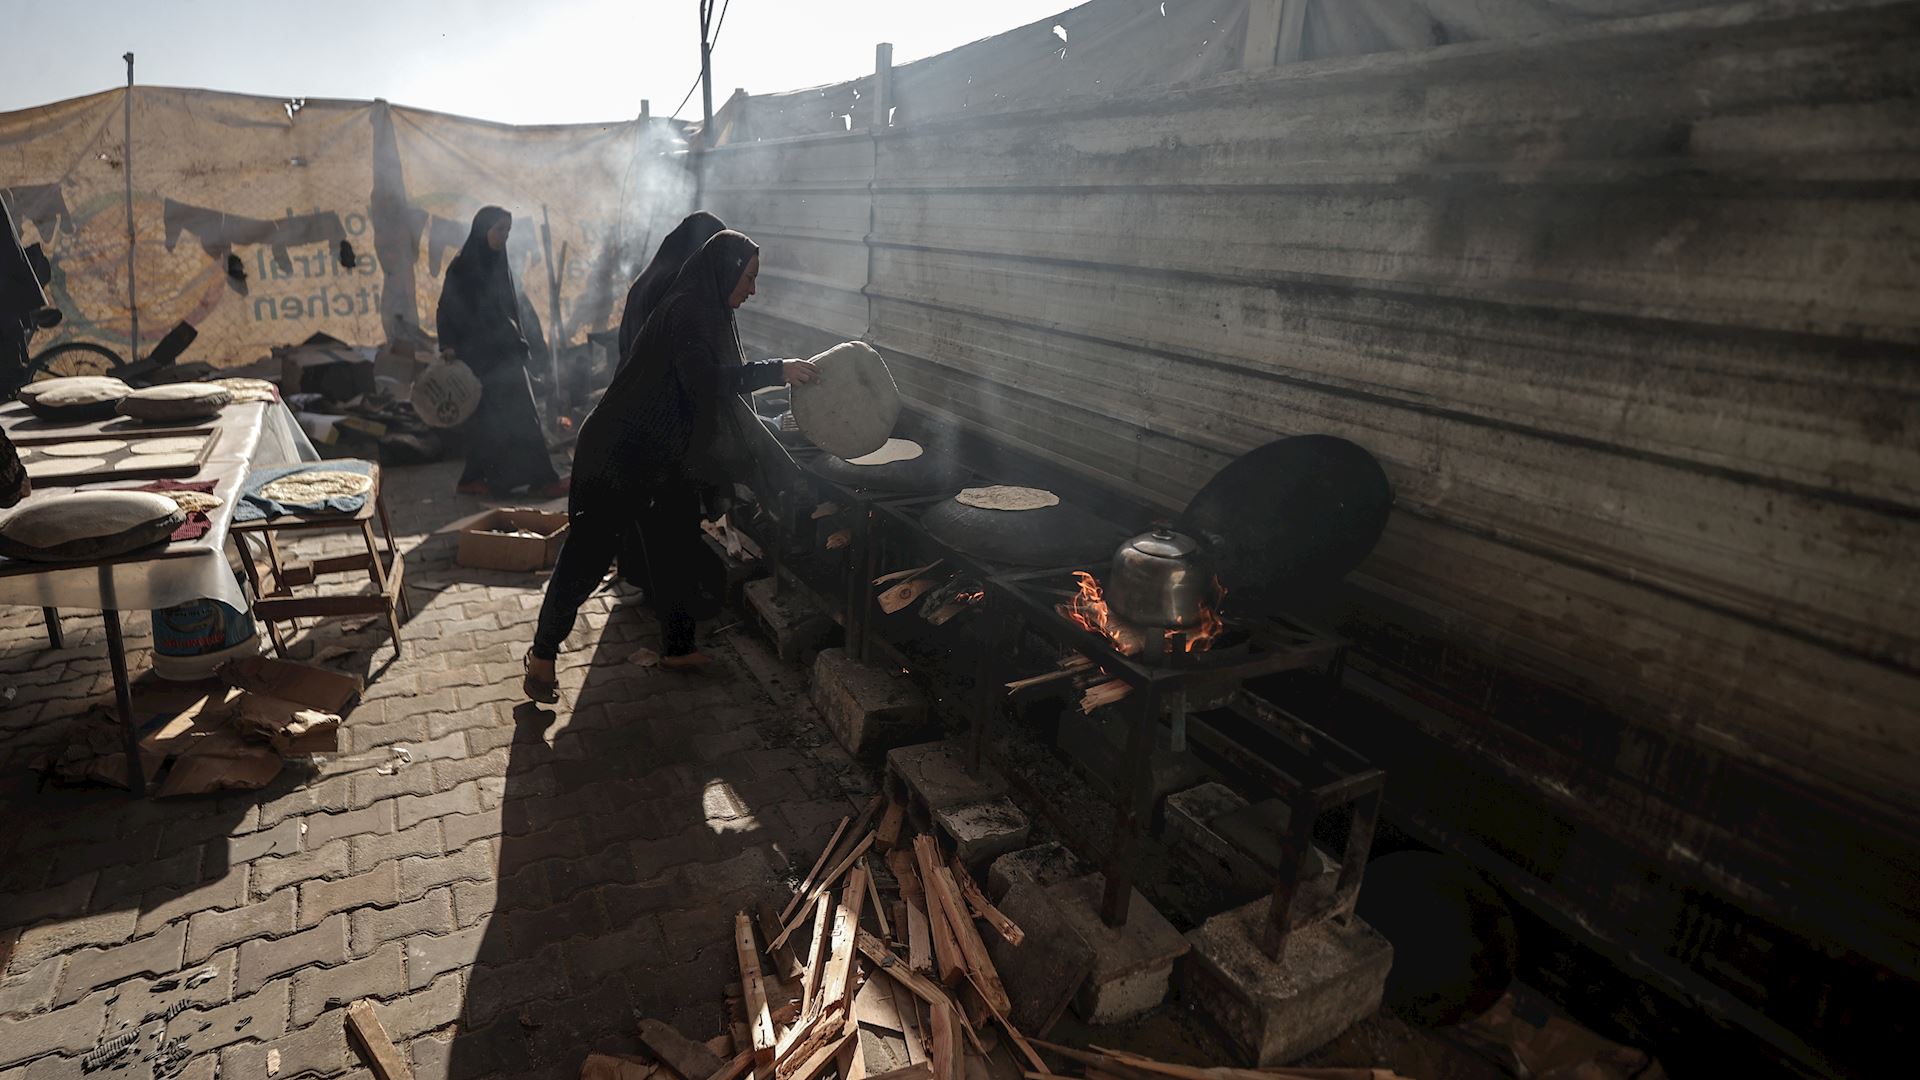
[1005,655,1095,694]
[873,560,941,587]
[879,573,943,615]
[825,529,853,550]
[1079,679,1133,713]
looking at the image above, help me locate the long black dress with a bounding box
[615,210,725,369]
[531,230,783,660]
[434,206,559,494]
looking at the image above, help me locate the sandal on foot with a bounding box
[522,650,560,703]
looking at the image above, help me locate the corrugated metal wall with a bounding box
[701,1,1920,1071]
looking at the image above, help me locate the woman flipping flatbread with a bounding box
[522,230,818,702]
[435,206,570,499]
[616,210,727,370]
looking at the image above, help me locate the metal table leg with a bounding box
[41,607,63,650]
[103,609,146,796]
[1259,789,1320,959]
[1101,682,1162,926]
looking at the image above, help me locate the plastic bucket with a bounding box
[150,595,260,682]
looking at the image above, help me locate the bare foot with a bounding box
[660,651,712,672]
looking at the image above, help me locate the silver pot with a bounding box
[1107,527,1212,629]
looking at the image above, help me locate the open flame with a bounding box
[1057,571,1225,657]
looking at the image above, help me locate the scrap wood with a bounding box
[800,891,833,1009]
[582,1054,657,1080]
[703,1052,756,1080]
[927,1000,963,1080]
[879,573,943,615]
[851,932,983,1054]
[947,857,1024,945]
[775,1002,835,1063]
[963,972,1046,1075]
[875,800,907,852]
[640,1018,726,1080]
[826,529,853,551]
[1080,680,1132,714]
[874,561,941,587]
[345,999,414,1080]
[822,864,871,1017]
[1033,1044,1405,1080]
[735,914,778,1070]
[866,860,893,938]
[904,900,932,975]
[772,832,877,951]
[784,1031,856,1080]
[1005,657,1095,694]
[916,839,1012,1017]
[886,850,923,903]
[758,901,805,982]
[812,502,842,520]
[913,844,965,986]
[871,1066,933,1080]
[782,814,852,923]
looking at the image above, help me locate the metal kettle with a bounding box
[1108,527,1213,628]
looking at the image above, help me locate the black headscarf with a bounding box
[576,229,779,499]
[434,206,527,376]
[617,210,726,366]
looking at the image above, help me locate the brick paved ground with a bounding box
[0,460,872,1080]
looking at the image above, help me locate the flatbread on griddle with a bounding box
[28,456,107,476]
[260,470,373,504]
[955,486,1061,512]
[846,438,923,466]
[129,437,207,456]
[39,440,127,457]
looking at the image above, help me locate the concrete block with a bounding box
[1046,873,1189,1025]
[744,578,834,663]
[811,647,932,757]
[1178,897,1392,1065]
[1163,783,1337,899]
[1056,707,1209,815]
[986,842,1092,903]
[885,740,1028,870]
[932,796,1030,868]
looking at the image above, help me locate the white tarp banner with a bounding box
[1,87,691,368]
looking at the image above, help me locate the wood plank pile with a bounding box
[598,794,1411,1080]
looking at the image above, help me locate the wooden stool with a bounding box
[231,463,409,656]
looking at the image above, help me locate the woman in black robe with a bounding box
[435,206,568,497]
[615,210,726,368]
[524,230,815,700]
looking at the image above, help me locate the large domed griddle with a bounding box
[1175,435,1392,616]
[815,443,966,494]
[921,494,1125,568]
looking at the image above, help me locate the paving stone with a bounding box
[449,859,546,929]
[405,919,490,991]
[228,817,304,865]
[409,1032,454,1080]
[95,846,205,906]
[348,820,444,874]
[495,820,586,873]
[345,710,428,753]
[258,775,353,828]
[500,889,608,960]
[432,748,510,791]
[440,808,504,851]
[56,923,186,1004]
[399,841,494,902]
[394,784,482,832]
[462,942,567,1027]
[236,913,348,997]
[219,1010,351,1080]
[0,988,108,1068]
[1,875,97,933]
[352,889,455,957]
[104,953,234,1030]
[562,922,665,988]
[135,868,251,936]
[187,888,296,963]
[349,766,437,809]
[372,971,463,1042]
[292,941,405,1026]
[547,841,638,897]
[299,863,401,929]
[598,880,679,926]
[0,956,59,1015]
[252,839,350,899]
[299,802,396,850]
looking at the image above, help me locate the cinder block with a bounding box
[986,842,1092,903]
[811,647,932,757]
[932,797,1030,868]
[1044,873,1189,1025]
[1179,897,1392,1065]
[885,740,1029,871]
[743,578,834,663]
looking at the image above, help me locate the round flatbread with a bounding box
[955,486,1060,512]
[260,470,373,504]
[29,456,107,476]
[163,490,224,514]
[39,440,127,457]
[790,342,900,459]
[845,438,923,466]
[128,437,207,456]
[214,378,278,403]
[0,490,183,562]
[133,453,203,469]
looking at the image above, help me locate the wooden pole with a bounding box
[122,52,139,359]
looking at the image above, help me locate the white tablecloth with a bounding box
[0,400,322,612]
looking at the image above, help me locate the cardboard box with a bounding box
[457,508,569,572]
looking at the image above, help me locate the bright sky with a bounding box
[0,0,1073,124]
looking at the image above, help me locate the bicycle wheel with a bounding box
[27,341,127,380]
